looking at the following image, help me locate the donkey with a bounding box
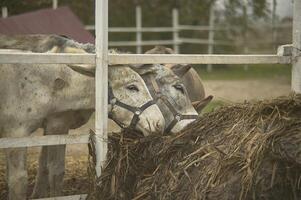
[0,35,212,113]
[0,34,209,198]
[0,52,166,200]
[133,64,198,133]
[144,46,213,113]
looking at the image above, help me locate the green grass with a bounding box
[195,64,291,113]
[193,64,291,80]
[202,100,226,114]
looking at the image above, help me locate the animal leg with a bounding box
[31,146,50,198]
[32,117,69,198]
[46,119,69,197]
[5,147,28,200]
[47,140,67,197]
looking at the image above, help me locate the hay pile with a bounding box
[88,95,301,200]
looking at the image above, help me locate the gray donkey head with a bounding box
[132,64,199,133]
[0,34,166,136]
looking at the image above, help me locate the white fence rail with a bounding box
[0,52,291,65]
[2,2,292,56]
[109,40,175,47]
[1,6,8,18]
[108,54,291,65]
[0,52,95,64]
[33,194,87,200]
[0,135,89,148]
[84,5,292,58]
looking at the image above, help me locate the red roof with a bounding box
[0,6,94,44]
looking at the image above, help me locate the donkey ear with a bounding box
[67,64,96,76]
[145,46,175,54]
[192,95,213,114]
[170,64,191,77]
[130,64,157,75]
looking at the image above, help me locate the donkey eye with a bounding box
[126,84,139,92]
[173,84,184,94]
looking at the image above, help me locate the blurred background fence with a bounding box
[1,0,292,71]
[0,0,294,105]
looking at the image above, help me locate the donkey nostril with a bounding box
[155,121,164,133]
[156,121,160,128]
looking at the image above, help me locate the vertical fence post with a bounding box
[207,2,215,72]
[243,0,249,71]
[94,0,108,177]
[292,0,301,93]
[136,5,142,54]
[172,8,180,53]
[52,0,58,9]
[1,6,8,18]
[272,0,277,51]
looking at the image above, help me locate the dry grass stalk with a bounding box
[88,94,301,200]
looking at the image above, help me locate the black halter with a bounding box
[142,74,198,133]
[108,84,157,129]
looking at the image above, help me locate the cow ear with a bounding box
[192,95,213,114]
[67,64,95,76]
[171,64,191,77]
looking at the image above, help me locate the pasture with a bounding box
[200,65,291,111]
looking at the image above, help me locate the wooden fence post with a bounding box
[52,0,58,9]
[95,0,108,177]
[292,0,301,93]
[172,8,180,53]
[207,2,215,72]
[1,6,8,18]
[136,5,142,54]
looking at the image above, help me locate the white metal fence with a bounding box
[2,2,292,57]
[84,4,292,55]
[85,5,229,54]
[0,0,299,200]
[85,3,292,71]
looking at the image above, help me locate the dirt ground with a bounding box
[0,79,292,198]
[203,78,291,102]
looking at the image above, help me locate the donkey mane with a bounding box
[0,34,94,53]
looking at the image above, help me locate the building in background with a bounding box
[0,6,94,43]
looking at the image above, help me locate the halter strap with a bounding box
[108,84,156,129]
[142,74,198,133]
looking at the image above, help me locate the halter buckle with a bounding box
[135,109,142,115]
[175,114,181,121]
[110,98,117,105]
